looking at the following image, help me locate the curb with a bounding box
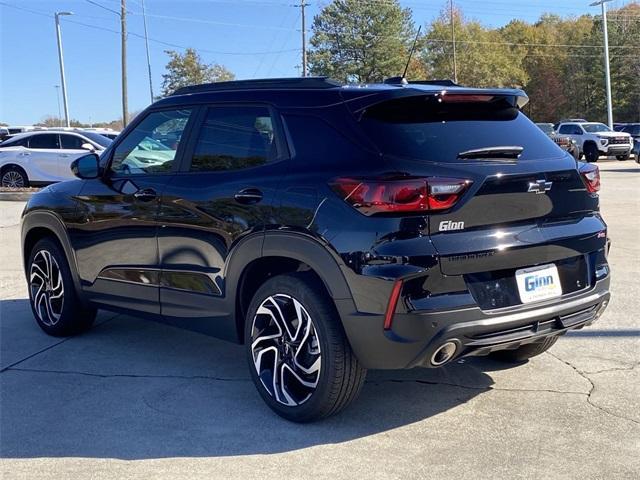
[0,191,34,202]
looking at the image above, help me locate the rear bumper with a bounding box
[338,275,610,369]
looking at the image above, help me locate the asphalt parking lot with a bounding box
[1,160,638,479]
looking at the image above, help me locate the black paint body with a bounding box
[21,81,611,369]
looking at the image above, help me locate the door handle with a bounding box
[133,188,157,201]
[59,154,70,158]
[234,188,263,205]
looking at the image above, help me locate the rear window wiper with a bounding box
[457,146,523,160]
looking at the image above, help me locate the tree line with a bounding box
[307,0,639,122]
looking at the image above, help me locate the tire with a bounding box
[1,165,29,188]
[584,143,599,163]
[27,238,96,336]
[489,336,559,363]
[245,272,366,422]
[616,154,630,161]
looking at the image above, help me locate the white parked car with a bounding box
[556,121,633,162]
[0,130,111,187]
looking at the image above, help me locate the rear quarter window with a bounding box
[360,95,562,162]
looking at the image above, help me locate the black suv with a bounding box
[21,78,611,422]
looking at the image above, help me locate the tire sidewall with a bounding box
[2,166,29,188]
[244,274,343,422]
[27,238,92,336]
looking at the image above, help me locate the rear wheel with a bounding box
[245,272,366,422]
[490,336,559,363]
[28,238,96,336]
[1,166,29,188]
[584,143,599,163]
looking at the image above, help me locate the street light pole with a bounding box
[590,0,614,129]
[54,12,73,128]
[141,0,154,103]
[54,85,62,126]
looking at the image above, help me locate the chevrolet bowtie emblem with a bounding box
[528,179,553,194]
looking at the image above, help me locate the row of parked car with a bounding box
[0,128,125,187]
[535,119,639,163]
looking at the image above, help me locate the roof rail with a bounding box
[171,77,343,96]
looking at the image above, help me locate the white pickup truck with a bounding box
[556,122,633,162]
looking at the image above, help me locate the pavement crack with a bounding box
[0,313,120,373]
[546,351,640,426]
[6,366,250,383]
[365,378,586,396]
[584,362,640,375]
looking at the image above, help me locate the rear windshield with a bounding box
[360,95,562,162]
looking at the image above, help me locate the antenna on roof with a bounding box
[402,25,422,80]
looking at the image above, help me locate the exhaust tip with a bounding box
[430,341,458,366]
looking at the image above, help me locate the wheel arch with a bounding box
[22,211,84,302]
[226,231,354,343]
[1,163,29,184]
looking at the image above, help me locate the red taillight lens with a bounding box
[579,163,600,193]
[331,177,471,215]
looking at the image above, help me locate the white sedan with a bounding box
[0,130,111,187]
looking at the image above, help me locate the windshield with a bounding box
[80,131,112,148]
[360,95,561,162]
[582,123,611,133]
[536,123,554,135]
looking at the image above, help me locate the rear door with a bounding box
[25,133,62,181]
[359,94,606,308]
[157,104,288,338]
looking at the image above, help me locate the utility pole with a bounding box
[54,85,62,127]
[54,12,73,127]
[590,0,614,129]
[301,0,307,77]
[121,0,129,127]
[141,0,154,103]
[450,0,458,83]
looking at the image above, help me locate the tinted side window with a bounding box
[60,134,86,149]
[28,134,60,149]
[110,109,192,175]
[0,136,27,147]
[558,125,572,134]
[190,106,276,172]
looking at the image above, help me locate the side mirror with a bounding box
[81,142,95,151]
[71,153,100,179]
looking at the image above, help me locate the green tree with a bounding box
[422,8,528,88]
[308,0,420,83]
[160,48,235,97]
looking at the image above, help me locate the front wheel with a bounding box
[245,273,366,422]
[584,143,600,163]
[28,238,96,336]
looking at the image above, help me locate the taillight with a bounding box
[330,177,471,215]
[579,163,600,193]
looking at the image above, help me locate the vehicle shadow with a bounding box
[1,298,494,460]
